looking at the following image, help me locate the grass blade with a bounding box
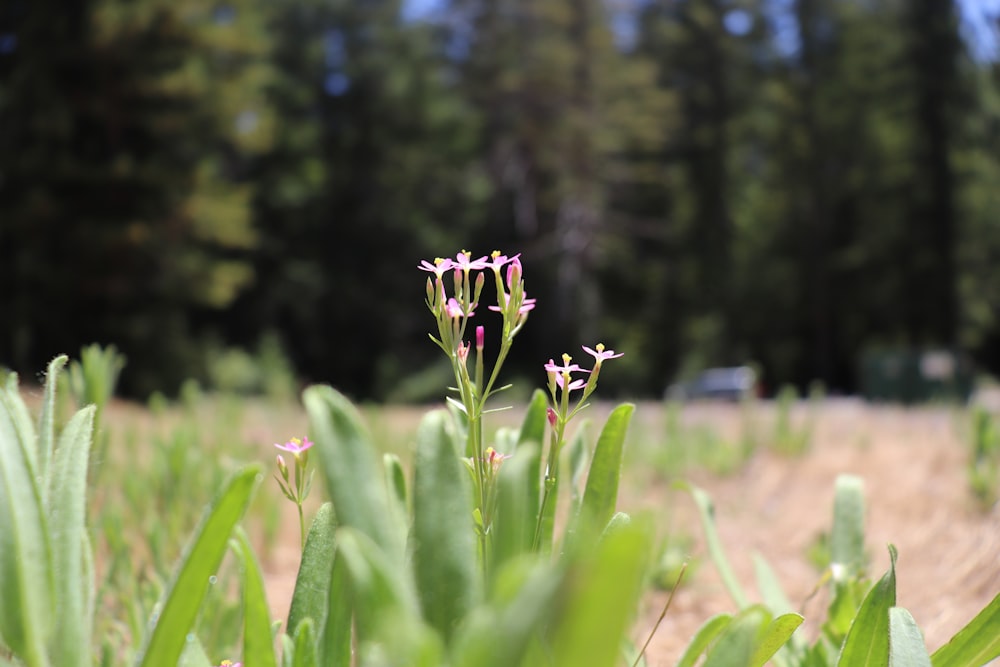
[287,503,337,636]
[411,409,478,642]
[0,374,55,666]
[580,404,635,530]
[680,481,750,608]
[134,464,261,667]
[303,385,403,563]
[836,544,898,667]
[889,607,931,667]
[931,590,1000,667]
[320,545,352,667]
[47,405,96,667]
[232,527,278,667]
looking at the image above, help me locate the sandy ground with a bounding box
[252,398,1000,665]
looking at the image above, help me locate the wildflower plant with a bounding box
[273,437,314,549]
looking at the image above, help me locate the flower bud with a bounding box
[476,325,485,351]
[276,454,289,481]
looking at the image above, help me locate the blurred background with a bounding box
[2,0,999,402]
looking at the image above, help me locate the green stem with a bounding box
[297,501,306,552]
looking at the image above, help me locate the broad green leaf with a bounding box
[831,475,866,581]
[931,590,1000,667]
[450,557,563,667]
[292,618,318,667]
[334,527,419,643]
[704,605,772,667]
[889,607,931,667]
[836,544,898,667]
[134,465,261,667]
[412,409,478,642]
[303,386,403,563]
[681,481,750,608]
[750,612,804,667]
[0,374,55,666]
[384,453,408,508]
[47,405,96,667]
[287,503,337,636]
[579,403,635,530]
[38,355,68,481]
[566,421,591,516]
[548,521,651,667]
[232,528,278,667]
[320,550,351,667]
[674,614,733,667]
[493,444,539,573]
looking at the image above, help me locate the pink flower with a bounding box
[487,251,520,271]
[506,257,522,288]
[544,357,589,375]
[476,325,485,350]
[217,661,242,667]
[445,298,473,319]
[274,437,313,455]
[453,250,489,272]
[582,343,623,364]
[457,341,470,363]
[555,373,587,392]
[418,257,454,278]
[547,407,557,427]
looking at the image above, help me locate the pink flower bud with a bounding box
[547,407,557,427]
[506,257,522,288]
[476,325,485,350]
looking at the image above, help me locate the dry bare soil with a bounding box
[258,399,1000,665]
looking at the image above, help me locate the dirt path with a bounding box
[628,400,1000,665]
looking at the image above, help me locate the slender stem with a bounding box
[297,502,306,552]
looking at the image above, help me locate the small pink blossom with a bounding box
[485,446,510,474]
[453,250,489,272]
[457,341,471,363]
[445,298,473,319]
[544,357,589,375]
[582,343,623,364]
[487,251,520,271]
[274,437,313,455]
[555,373,586,392]
[418,257,454,278]
[217,661,242,667]
[506,257,522,288]
[476,325,485,350]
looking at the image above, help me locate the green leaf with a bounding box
[931,590,1000,667]
[287,503,337,636]
[680,481,750,608]
[134,464,261,667]
[177,636,213,667]
[515,389,547,538]
[750,612,804,667]
[492,444,539,574]
[47,405,96,667]
[320,548,352,667]
[579,403,635,530]
[889,607,931,667]
[548,521,651,667]
[675,614,733,667]
[836,544,898,667]
[232,527,278,667]
[291,618,318,667]
[303,386,403,563]
[704,605,771,667]
[831,475,866,581]
[0,373,55,666]
[411,409,478,642]
[450,558,563,667]
[38,355,68,481]
[334,527,419,643]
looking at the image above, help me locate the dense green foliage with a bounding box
[2,0,999,398]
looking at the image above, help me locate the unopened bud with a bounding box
[276,454,289,480]
[476,325,485,351]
